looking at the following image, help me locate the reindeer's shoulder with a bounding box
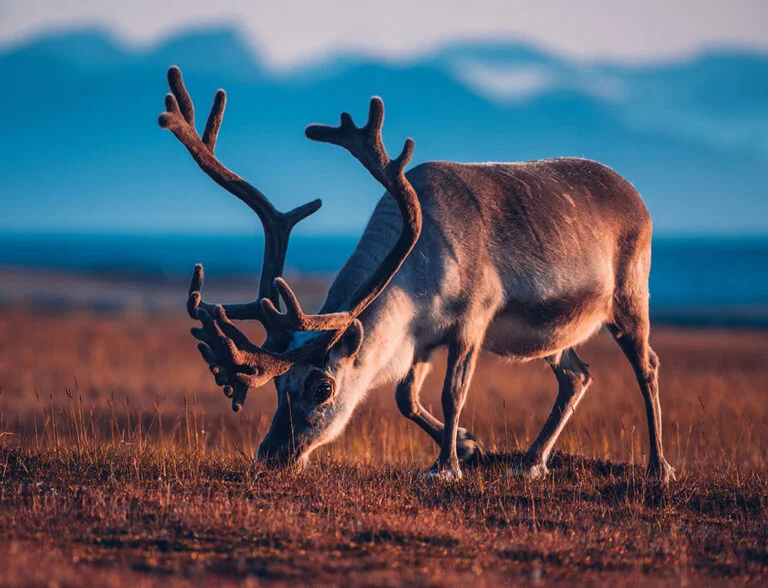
[404,161,468,188]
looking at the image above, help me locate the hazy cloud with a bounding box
[453,62,557,102]
[451,59,627,103]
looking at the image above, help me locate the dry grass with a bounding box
[0,309,766,585]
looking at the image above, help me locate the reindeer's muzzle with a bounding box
[257,403,310,468]
[256,436,299,467]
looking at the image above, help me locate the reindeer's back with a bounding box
[401,159,651,328]
[405,158,652,277]
[408,158,650,251]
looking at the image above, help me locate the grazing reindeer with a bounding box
[159,66,674,484]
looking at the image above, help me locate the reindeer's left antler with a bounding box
[160,68,422,410]
[159,66,323,409]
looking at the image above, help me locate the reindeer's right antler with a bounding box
[302,97,422,341]
[253,97,423,350]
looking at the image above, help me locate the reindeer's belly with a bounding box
[482,289,611,360]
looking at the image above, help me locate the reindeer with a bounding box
[159,66,675,484]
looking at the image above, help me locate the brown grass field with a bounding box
[0,307,766,586]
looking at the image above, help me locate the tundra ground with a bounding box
[0,310,766,585]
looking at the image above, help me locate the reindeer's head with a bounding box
[257,321,367,467]
[158,67,421,467]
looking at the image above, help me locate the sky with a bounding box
[1,0,768,71]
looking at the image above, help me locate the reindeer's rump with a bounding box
[403,158,653,359]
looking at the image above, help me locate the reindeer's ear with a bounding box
[331,319,364,360]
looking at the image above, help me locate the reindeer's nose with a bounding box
[257,437,294,467]
[257,399,309,467]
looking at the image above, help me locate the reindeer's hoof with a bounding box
[647,459,676,485]
[456,428,482,464]
[508,461,549,480]
[422,466,463,482]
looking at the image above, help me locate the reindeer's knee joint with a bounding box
[555,370,590,391]
[577,362,593,388]
[555,351,592,389]
[636,354,659,389]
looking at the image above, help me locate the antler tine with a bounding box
[167,66,194,126]
[202,89,226,151]
[305,97,414,189]
[187,264,263,321]
[260,278,353,332]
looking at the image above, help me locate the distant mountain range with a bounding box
[1,27,767,236]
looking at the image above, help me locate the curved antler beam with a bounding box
[299,97,423,349]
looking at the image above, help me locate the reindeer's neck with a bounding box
[321,195,416,388]
[355,287,417,389]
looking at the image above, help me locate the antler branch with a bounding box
[159,65,322,312]
[260,278,353,332]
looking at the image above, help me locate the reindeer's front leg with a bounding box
[396,361,481,464]
[424,339,482,481]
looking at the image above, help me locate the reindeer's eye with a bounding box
[310,376,335,404]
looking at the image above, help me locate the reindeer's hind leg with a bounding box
[395,360,480,463]
[514,348,592,478]
[607,305,675,484]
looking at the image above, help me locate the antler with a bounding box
[306,98,422,322]
[159,66,321,320]
[192,306,317,411]
[159,66,329,409]
[206,96,422,390]
[268,97,423,349]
